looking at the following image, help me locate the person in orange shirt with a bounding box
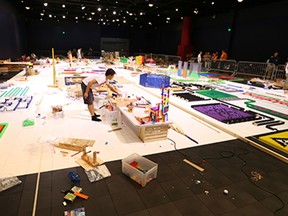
[220,50,228,60]
[211,52,218,62]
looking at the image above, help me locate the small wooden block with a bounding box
[76,157,104,171]
[81,154,99,167]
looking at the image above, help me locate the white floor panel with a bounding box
[0,61,287,178]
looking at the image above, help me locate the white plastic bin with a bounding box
[104,109,120,126]
[122,153,158,187]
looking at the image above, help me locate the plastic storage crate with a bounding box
[122,153,158,187]
[139,73,170,89]
[104,109,120,126]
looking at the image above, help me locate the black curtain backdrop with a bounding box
[1,0,288,63]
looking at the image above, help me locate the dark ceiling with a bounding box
[9,0,283,27]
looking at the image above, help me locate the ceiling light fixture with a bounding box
[166,17,170,20]
[194,8,199,14]
[62,15,66,19]
[25,7,30,10]
[211,2,215,5]
[91,12,95,15]
[49,14,52,18]
[148,3,153,7]
[40,13,44,16]
[113,11,116,15]
[238,0,243,2]
[97,7,101,11]
[81,6,86,10]
[175,8,178,12]
[62,4,65,8]
[44,3,48,7]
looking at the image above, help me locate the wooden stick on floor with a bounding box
[183,159,204,172]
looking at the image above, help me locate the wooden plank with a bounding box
[183,159,204,172]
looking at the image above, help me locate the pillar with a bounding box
[177,16,192,61]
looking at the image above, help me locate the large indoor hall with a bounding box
[1,0,288,215]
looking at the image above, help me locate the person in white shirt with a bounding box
[197,51,202,64]
[77,48,82,61]
[81,68,121,121]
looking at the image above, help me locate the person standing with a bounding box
[266,52,279,80]
[197,51,202,64]
[67,50,73,66]
[267,52,279,65]
[220,50,228,60]
[211,52,218,62]
[77,48,82,61]
[81,68,121,121]
[204,52,212,70]
[284,59,288,90]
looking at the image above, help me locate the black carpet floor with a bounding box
[1,139,288,216]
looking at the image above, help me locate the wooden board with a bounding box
[114,98,138,107]
[139,125,169,142]
[54,138,95,151]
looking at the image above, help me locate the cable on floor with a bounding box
[237,149,285,214]
[167,137,285,214]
